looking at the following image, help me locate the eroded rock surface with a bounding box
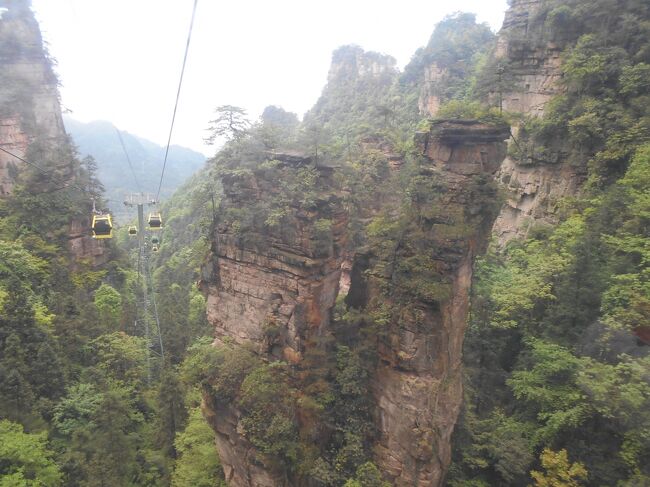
[201,154,347,486]
[495,0,565,117]
[491,0,585,244]
[492,155,583,243]
[366,121,509,485]
[418,63,446,117]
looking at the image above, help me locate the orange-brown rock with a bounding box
[365,120,509,486]
[200,155,347,486]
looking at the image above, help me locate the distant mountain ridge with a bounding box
[64,116,205,217]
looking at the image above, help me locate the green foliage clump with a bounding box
[171,407,226,487]
[343,462,390,487]
[0,419,62,486]
[238,363,300,470]
[530,449,588,487]
[181,338,259,405]
[451,143,650,485]
[93,283,122,330]
[436,100,510,125]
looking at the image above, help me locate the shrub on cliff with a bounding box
[181,338,259,405]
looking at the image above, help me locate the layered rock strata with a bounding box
[491,0,586,243]
[200,152,347,486]
[360,120,509,485]
[494,0,564,117]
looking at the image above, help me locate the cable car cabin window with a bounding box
[148,212,162,230]
[92,215,113,239]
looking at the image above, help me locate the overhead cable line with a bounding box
[0,145,89,194]
[155,0,199,202]
[115,128,142,193]
[0,145,120,206]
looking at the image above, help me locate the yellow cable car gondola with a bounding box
[152,244,159,252]
[91,214,113,239]
[148,212,162,230]
[128,225,138,236]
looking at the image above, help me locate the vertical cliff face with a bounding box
[494,0,564,117]
[200,3,582,484]
[0,0,64,194]
[205,154,346,360]
[491,0,585,243]
[0,0,105,263]
[360,121,508,486]
[201,152,347,486]
[200,124,508,486]
[414,2,584,244]
[418,63,446,117]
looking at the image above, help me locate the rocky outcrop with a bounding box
[0,0,63,194]
[328,45,397,83]
[418,63,446,117]
[360,120,509,485]
[0,0,105,263]
[200,153,347,486]
[494,0,564,117]
[492,154,583,243]
[199,2,582,484]
[491,0,584,244]
[200,122,508,486]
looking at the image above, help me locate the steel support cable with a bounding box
[115,128,142,193]
[0,145,90,195]
[0,145,121,205]
[155,0,199,202]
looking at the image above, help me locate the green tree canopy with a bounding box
[0,419,62,487]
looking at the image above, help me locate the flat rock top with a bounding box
[419,119,511,145]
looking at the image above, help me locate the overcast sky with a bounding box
[31,0,508,155]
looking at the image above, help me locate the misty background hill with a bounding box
[64,116,206,220]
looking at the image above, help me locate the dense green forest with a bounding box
[1,0,649,486]
[0,135,220,485]
[446,1,650,485]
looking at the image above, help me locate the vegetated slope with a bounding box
[128,0,650,486]
[163,18,508,487]
[0,2,215,486]
[141,165,227,486]
[446,0,650,485]
[64,117,205,213]
[154,2,648,486]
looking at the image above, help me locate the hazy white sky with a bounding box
[31,0,508,155]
